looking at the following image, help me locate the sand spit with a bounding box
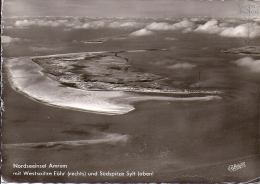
[3,133,129,149]
[6,57,134,115]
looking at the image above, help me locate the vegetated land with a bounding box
[32,51,175,92]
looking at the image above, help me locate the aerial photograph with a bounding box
[1,0,260,183]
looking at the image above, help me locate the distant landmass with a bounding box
[222,46,260,55]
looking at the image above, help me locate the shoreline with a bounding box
[5,56,222,115]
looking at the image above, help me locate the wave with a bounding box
[5,55,222,115]
[3,133,129,149]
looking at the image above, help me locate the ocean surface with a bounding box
[2,17,260,182]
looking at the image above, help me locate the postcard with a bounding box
[1,0,260,183]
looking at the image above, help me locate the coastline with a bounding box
[5,55,223,115]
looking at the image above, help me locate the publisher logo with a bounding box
[228,162,246,172]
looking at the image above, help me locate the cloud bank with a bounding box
[195,19,260,38]
[139,18,260,38]
[195,19,224,34]
[7,17,260,38]
[130,18,260,38]
[146,20,195,31]
[233,57,260,73]
[220,23,260,38]
[130,29,154,36]
[13,18,144,30]
[1,35,21,44]
[15,19,61,27]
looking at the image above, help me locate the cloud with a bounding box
[107,21,139,28]
[194,19,260,38]
[220,23,260,38]
[225,18,241,23]
[4,26,14,29]
[74,21,105,29]
[194,19,223,34]
[191,18,200,22]
[171,20,195,29]
[1,35,21,44]
[15,19,62,27]
[182,27,193,33]
[146,20,194,31]
[233,57,260,72]
[146,22,173,30]
[65,19,82,27]
[167,63,196,69]
[219,22,230,27]
[130,29,154,36]
[15,19,35,27]
[13,18,143,30]
[252,17,260,23]
[57,19,69,24]
[73,20,143,29]
[219,25,248,37]
[10,17,260,39]
[36,20,61,27]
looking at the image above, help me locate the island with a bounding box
[31,51,175,93]
[222,46,260,56]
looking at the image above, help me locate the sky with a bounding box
[2,0,246,18]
